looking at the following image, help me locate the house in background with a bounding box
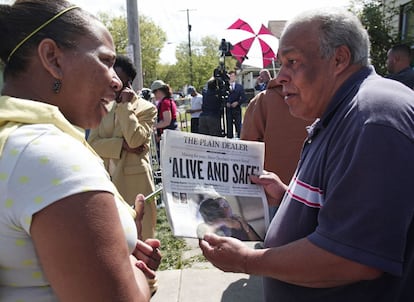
[399,1,414,43]
[385,0,414,44]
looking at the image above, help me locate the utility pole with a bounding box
[181,9,195,85]
[126,0,143,91]
[186,9,193,86]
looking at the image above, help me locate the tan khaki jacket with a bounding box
[88,96,157,239]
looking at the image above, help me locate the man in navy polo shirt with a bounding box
[200,8,414,302]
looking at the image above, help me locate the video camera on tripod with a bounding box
[212,39,233,103]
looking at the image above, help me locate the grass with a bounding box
[155,206,207,270]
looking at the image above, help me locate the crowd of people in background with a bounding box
[131,40,414,147]
[90,44,414,229]
[131,40,414,145]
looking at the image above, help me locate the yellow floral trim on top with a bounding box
[0,96,136,218]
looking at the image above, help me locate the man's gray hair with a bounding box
[283,8,371,66]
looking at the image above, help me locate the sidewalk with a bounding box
[151,239,264,302]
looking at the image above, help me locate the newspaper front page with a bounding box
[160,130,269,241]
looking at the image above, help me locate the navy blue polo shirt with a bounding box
[386,67,414,89]
[263,66,414,301]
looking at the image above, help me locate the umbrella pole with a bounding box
[272,58,276,78]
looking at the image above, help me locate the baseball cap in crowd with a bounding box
[150,80,167,92]
[187,86,195,94]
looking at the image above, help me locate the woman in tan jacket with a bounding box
[88,55,158,240]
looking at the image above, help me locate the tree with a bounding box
[350,0,399,75]
[161,36,237,93]
[95,13,238,93]
[138,15,167,87]
[99,14,129,54]
[98,13,166,88]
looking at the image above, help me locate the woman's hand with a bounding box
[132,239,162,279]
[134,194,145,239]
[133,193,161,279]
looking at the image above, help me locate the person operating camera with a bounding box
[199,78,223,137]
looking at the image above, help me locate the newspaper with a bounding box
[160,130,269,241]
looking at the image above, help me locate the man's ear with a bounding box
[37,38,64,80]
[333,45,352,76]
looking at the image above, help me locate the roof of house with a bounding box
[267,20,287,39]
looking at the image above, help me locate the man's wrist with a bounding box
[242,249,253,274]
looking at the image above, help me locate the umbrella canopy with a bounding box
[225,18,279,69]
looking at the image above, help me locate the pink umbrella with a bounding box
[226,18,279,69]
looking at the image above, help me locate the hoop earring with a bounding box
[53,79,62,94]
